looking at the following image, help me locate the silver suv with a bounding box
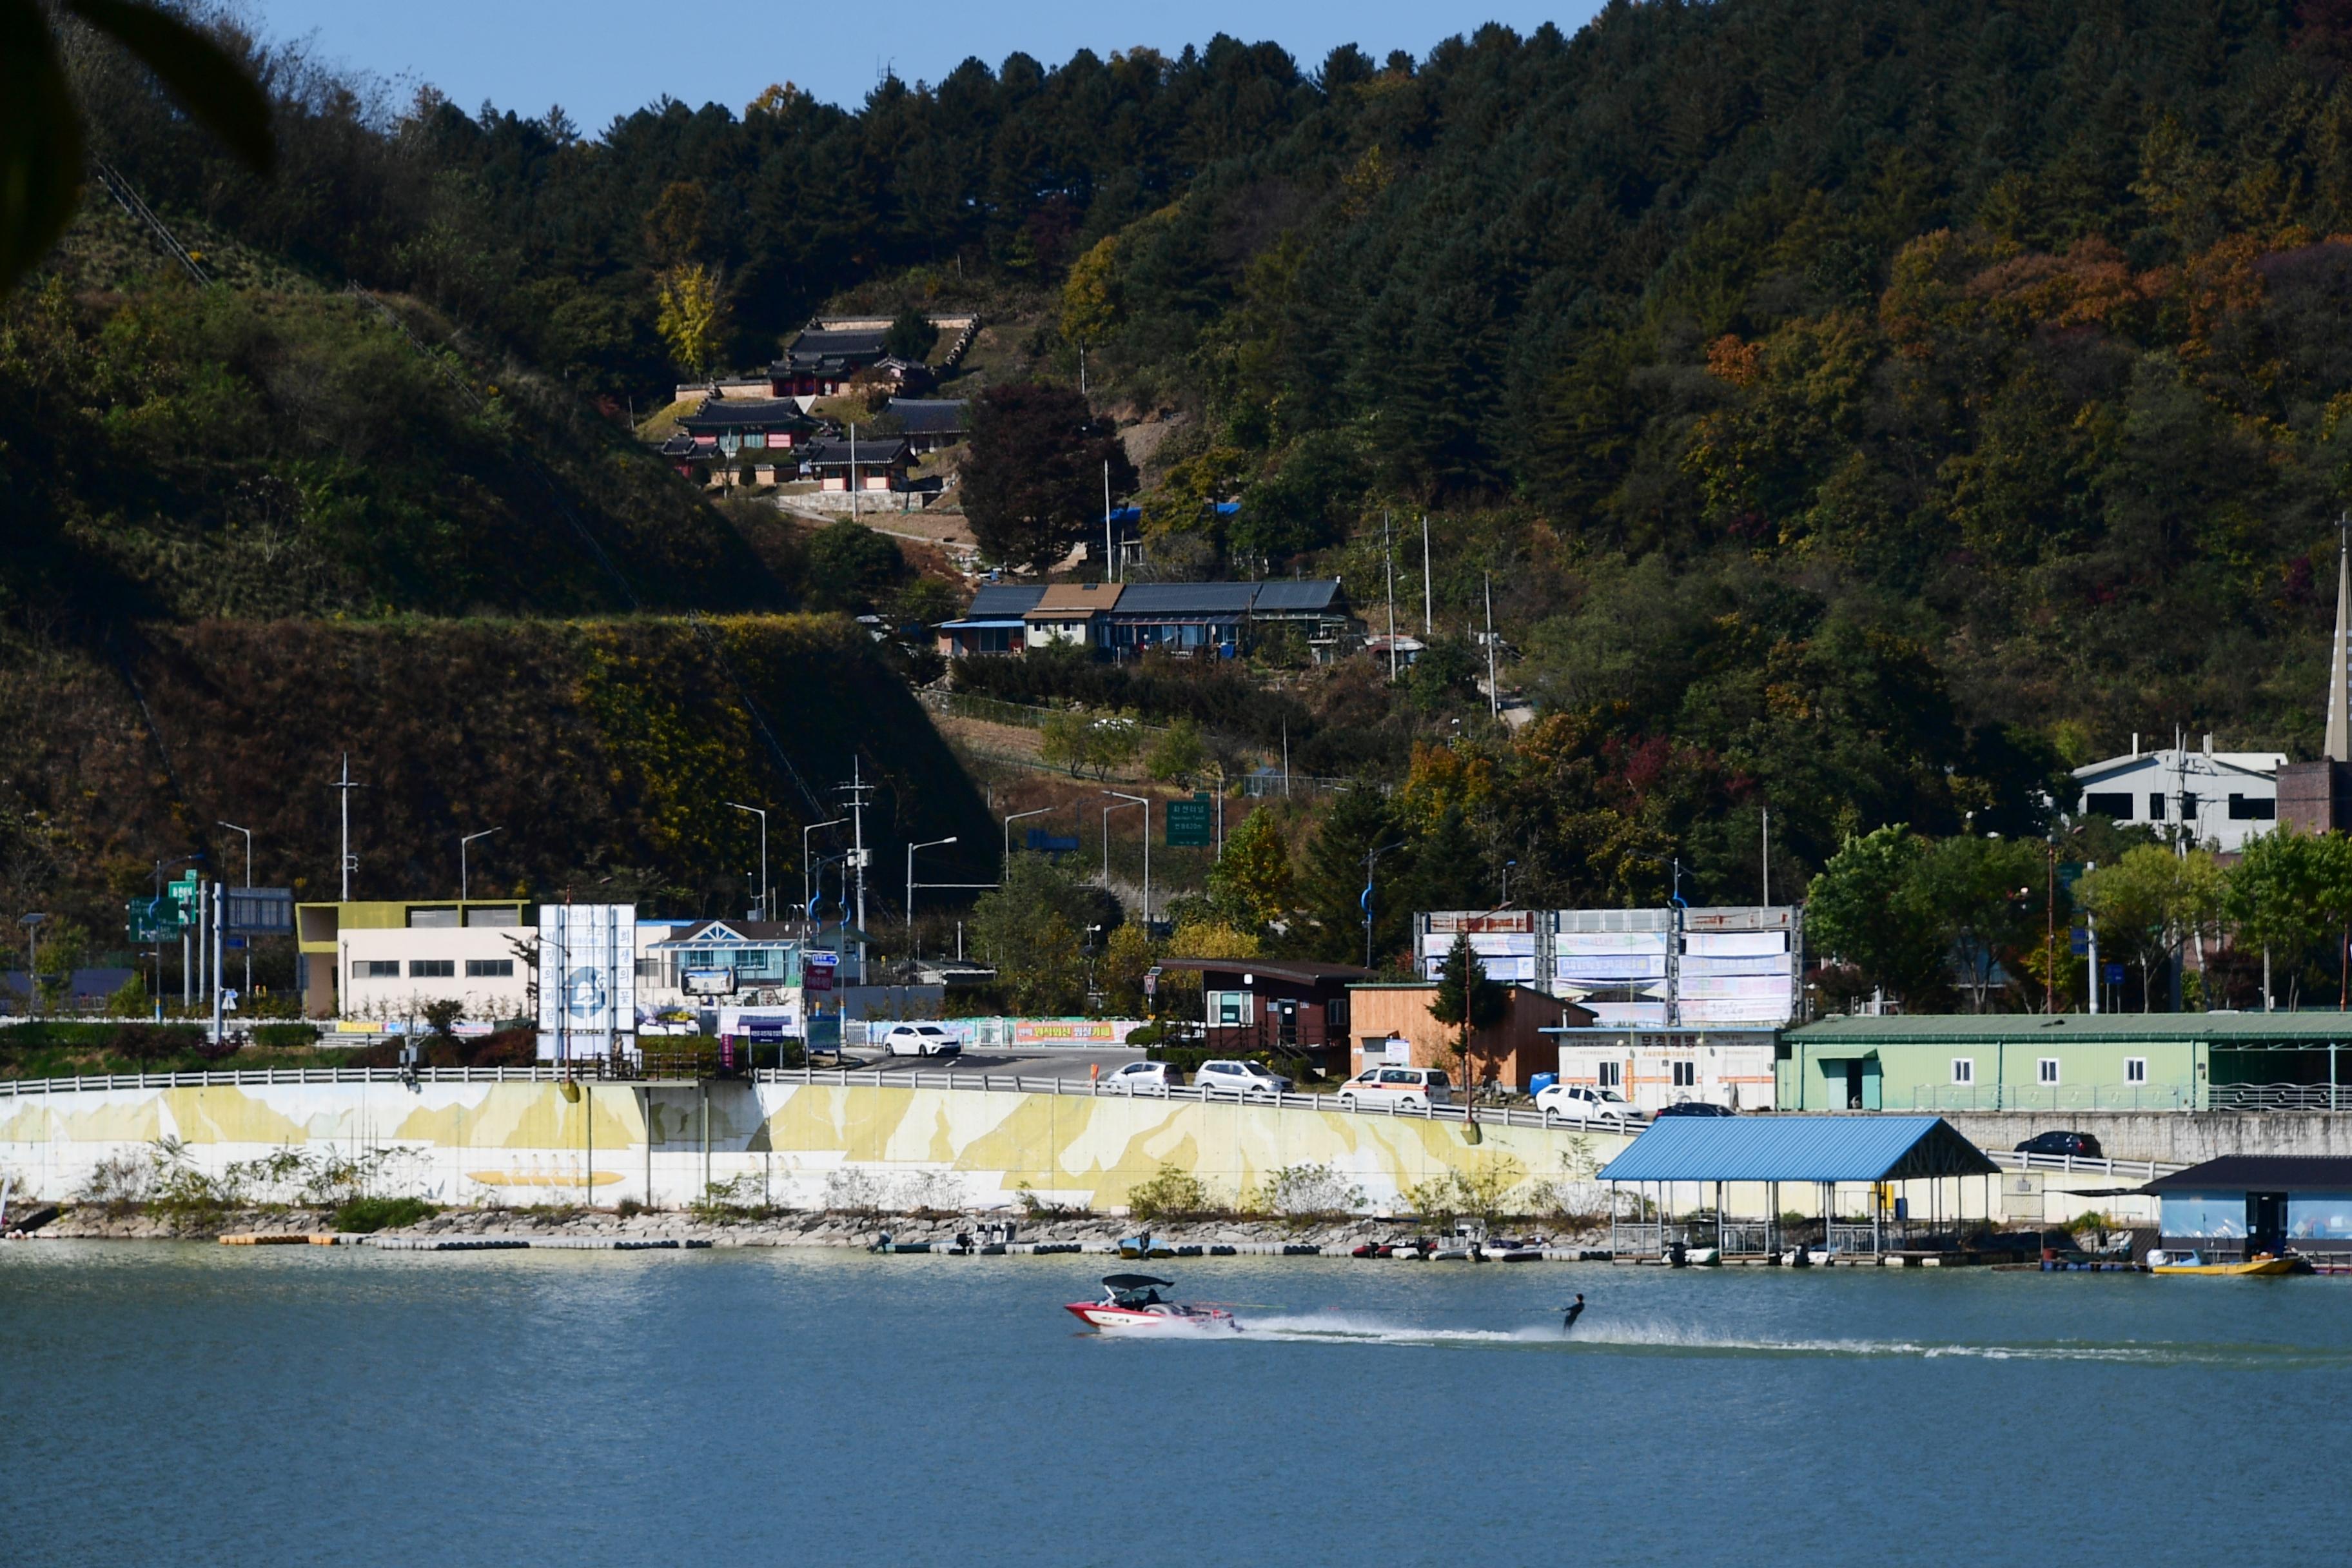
[1194,1059,1291,1098]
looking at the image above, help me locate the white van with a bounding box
[1336,1065,1453,1110]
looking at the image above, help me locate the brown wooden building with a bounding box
[1347,983,1593,1092]
[1157,957,1370,1070]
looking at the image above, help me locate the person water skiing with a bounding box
[1562,1293,1585,1332]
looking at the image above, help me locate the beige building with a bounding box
[297,900,529,1021]
[1348,983,1590,1092]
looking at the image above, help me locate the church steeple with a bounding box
[2330,516,2352,763]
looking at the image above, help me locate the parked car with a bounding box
[2015,1130,2102,1159]
[879,1023,963,1058]
[1104,1059,1182,1092]
[1534,1083,1642,1126]
[1195,1059,1291,1097]
[1654,1101,1735,1118]
[1336,1065,1453,1111]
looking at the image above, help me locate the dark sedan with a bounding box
[1654,1101,1736,1118]
[2015,1130,2102,1159]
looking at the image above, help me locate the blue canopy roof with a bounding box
[1598,1116,1996,1183]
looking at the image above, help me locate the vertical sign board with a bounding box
[1164,795,1213,848]
[536,903,638,1061]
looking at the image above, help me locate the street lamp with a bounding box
[801,817,847,918]
[1104,792,1151,928]
[460,827,503,902]
[905,837,959,945]
[218,821,255,1002]
[1500,858,1518,905]
[728,803,769,920]
[1003,806,1054,866]
[19,913,46,1019]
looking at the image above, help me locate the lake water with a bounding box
[4,1244,2348,1567]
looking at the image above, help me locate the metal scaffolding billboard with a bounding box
[537,903,637,1061]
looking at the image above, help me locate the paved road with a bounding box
[852,1048,1146,1081]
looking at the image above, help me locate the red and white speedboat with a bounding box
[1065,1275,1242,1334]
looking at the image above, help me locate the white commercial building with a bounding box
[2071,734,2285,852]
[1546,1026,1780,1113]
[337,921,533,1023]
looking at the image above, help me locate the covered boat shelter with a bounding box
[1598,1115,1999,1257]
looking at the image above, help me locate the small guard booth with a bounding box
[1598,1115,1999,1258]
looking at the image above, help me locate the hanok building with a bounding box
[803,435,912,493]
[887,397,970,453]
[1157,957,1369,1073]
[769,322,891,398]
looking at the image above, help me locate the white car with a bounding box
[1336,1066,1453,1110]
[1534,1083,1642,1125]
[1194,1059,1291,1097]
[1102,1060,1182,1093]
[879,1023,963,1058]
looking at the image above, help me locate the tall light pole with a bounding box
[1004,806,1053,867]
[906,836,959,947]
[19,913,46,1019]
[727,802,769,920]
[801,816,847,917]
[218,821,253,1001]
[330,752,362,901]
[1105,792,1150,928]
[460,827,503,902]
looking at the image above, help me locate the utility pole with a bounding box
[331,752,362,901]
[1484,573,1499,719]
[2085,860,2101,1015]
[2044,834,2056,1015]
[1384,512,1398,681]
[1102,459,1115,582]
[1106,794,1150,928]
[210,881,225,1048]
[802,816,847,918]
[1361,841,1407,969]
[838,761,874,976]
[1761,806,1770,908]
[848,422,859,528]
[1421,514,1433,637]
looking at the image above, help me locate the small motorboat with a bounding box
[1065,1274,1244,1333]
[2147,1250,2308,1277]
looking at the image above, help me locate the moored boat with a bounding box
[2147,1249,2309,1277]
[1065,1274,1244,1333]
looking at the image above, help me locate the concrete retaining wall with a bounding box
[0,1079,1631,1213]
[1941,1110,2352,1166]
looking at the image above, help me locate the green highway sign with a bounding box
[1165,794,1213,848]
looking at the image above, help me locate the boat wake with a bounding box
[1222,1313,2348,1367]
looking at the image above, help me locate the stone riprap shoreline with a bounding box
[19,1204,1609,1253]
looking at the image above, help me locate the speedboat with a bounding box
[2147,1249,2308,1277]
[1065,1274,1243,1333]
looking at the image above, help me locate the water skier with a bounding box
[1562,1293,1585,1332]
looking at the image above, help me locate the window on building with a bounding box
[466,907,519,927]
[1327,997,1348,1030]
[1952,1058,1975,1084]
[1208,991,1250,1026]
[2084,792,2133,818]
[410,959,455,978]
[360,960,400,978]
[2037,1057,2061,1084]
[2180,792,2199,821]
[1598,1061,1622,1088]
[2126,1057,2148,1083]
[1671,1061,1696,1087]
[465,959,513,978]
[2228,794,2277,821]
[2147,794,2168,820]
[407,908,460,928]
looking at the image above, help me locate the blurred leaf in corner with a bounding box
[0,0,275,295]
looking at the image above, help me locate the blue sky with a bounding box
[246,1,1608,130]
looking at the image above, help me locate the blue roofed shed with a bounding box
[1599,1115,1998,1259]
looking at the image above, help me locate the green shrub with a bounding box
[1125,1164,1210,1222]
[332,1196,438,1233]
[251,1023,320,1050]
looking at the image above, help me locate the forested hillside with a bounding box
[14,0,2352,985]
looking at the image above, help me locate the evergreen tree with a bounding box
[1427,932,1505,1088]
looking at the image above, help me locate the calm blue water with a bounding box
[4,1243,2348,1566]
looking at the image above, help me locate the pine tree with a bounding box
[1427,932,1505,1089]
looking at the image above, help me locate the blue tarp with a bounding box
[1598,1115,1996,1184]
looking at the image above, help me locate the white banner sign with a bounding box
[537,903,638,1060]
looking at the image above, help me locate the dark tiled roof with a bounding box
[657,435,697,456]
[1112,582,1260,616]
[785,326,889,360]
[966,584,1046,617]
[1250,580,1345,612]
[889,398,970,433]
[678,399,814,431]
[804,436,911,466]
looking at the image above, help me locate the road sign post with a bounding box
[1165,794,1213,848]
